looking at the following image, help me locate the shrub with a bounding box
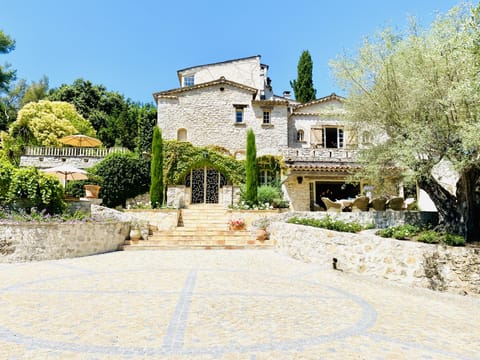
[6,167,65,214]
[443,233,465,246]
[257,185,281,205]
[287,215,364,233]
[376,224,420,240]
[92,152,149,208]
[150,126,164,208]
[416,230,440,244]
[244,129,258,205]
[0,160,15,205]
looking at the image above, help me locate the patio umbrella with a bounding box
[59,134,102,147]
[42,164,88,187]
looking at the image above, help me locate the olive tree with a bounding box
[331,4,480,241]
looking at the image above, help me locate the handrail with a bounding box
[23,146,130,157]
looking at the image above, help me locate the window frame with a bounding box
[262,110,271,124]
[183,75,194,87]
[297,129,305,142]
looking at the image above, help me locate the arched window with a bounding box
[296,129,304,142]
[177,128,187,141]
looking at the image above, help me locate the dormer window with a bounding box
[183,75,194,87]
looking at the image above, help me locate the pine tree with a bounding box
[245,129,258,205]
[290,50,316,103]
[150,126,164,208]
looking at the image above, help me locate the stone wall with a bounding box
[157,84,288,156]
[20,156,102,169]
[123,209,179,231]
[271,222,480,296]
[0,222,130,263]
[272,210,438,229]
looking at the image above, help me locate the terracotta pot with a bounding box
[129,228,142,242]
[84,185,101,198]
[256,229,269,241]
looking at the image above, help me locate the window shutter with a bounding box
[310,127,323,146]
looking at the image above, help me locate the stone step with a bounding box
[120,244,273,251]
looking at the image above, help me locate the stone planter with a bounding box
[84,185,101,199]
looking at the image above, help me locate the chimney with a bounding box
[283,91,291,99]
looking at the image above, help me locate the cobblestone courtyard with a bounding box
[0,250,479,359]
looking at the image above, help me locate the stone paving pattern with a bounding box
[0,250,479,359]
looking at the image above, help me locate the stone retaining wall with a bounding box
[0,222,130,263]
[269,210,438,229]
[271,222,480,296]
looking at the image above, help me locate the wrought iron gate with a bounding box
[186,167,227,204]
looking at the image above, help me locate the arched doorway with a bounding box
[185,167,227,204]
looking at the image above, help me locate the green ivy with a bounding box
[164,141,245,185]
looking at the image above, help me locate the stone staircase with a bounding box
[121,205,274,250]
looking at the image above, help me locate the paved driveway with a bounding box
[0,250,479,359]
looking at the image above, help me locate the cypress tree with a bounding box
[150,126,164,208]
[290,50,316,103]
[245,129,258,205]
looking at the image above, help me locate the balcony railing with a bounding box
[23,146,130,158]
[282,148,359,162]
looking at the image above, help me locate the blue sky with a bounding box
[1,0,463,104]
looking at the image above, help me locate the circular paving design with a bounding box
[0,267,376,356]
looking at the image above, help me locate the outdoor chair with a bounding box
[321,197,342,212]
[387,196,404,211]
[351,196,369,212]
[370,197,387,211]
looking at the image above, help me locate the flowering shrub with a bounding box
[229,201,274,210]
[228,218,246,228]
[0,207,94,224]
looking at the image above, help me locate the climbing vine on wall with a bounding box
[163,141,245,185]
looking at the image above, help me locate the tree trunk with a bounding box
[417,174,462,235]
[418,167,480,242]
[456,165,480,242]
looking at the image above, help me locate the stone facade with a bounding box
[272,222,480,296]
[177,55,269,96]
[153,55,442,212]
[0,222,129,263]
[157,80,288,157]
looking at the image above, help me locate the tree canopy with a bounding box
[290,50,316,103]
[9,100,95,146]
[331,4,480,241]
[0,30,15,93]
[48,78,155,150]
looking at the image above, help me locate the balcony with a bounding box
[282,148,359,163]
[23,146,129,158]
[20,146,130,169]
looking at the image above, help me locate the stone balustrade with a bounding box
[23,146,129,158]
[282,148,359,162]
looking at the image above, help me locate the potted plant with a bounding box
[228,218,246,231]
[254,217,270,241]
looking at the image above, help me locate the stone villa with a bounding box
[153,55,374,211]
